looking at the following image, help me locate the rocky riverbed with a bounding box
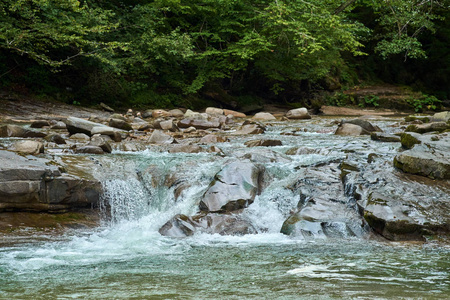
[0,96,449,243]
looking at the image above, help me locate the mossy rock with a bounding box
[400,133,421,149]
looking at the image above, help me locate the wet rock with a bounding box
[116,142,147,152]
[234,121,265,135]
[159,212,256,237]
[89,135,112,153]
[44,134,66,145]
[285,108,311,120]
[281,164,367,238]
[0,150,101,212]
[394,133,450,179]
[400,132,422,149]
[253,112,276,121]
[147,130,174,144]
[235,148,292,164]
[168,144,204,154]
[405,122,448,134]
[11,140,44,155]
[177,118,221,130]
[30,120,50,128]
[199,134,229,144]
[65,116,109,136]
[342,119,382,132]
[370,132,401,143]
[394,146,449,179]
[245,139,282,147]
[0,125,46,138]
[199,161,264,212]
[109,118,132,131]
[75,145,105,154]
[335,123,368,136]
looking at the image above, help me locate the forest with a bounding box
[1,0,448,111]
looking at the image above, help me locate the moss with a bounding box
[400,133,421,149]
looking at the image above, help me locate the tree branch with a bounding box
[334,0,358,15]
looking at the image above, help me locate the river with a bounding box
[1,116,449,299]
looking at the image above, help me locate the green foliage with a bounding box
[406,94,442,112]
[359,95,379,108]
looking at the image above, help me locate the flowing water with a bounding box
[1,117,449,299]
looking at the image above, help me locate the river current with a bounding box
[1,117,449,299]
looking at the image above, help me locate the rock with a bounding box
[109,118,133,131]
[0,125,46,138]
[0,150,101,212]
[405,122,448,134]
[223,109,246,118]
[281,164,367,238]
[235,148,292,164]
[177,118,221,130]
[234,121,266,135]
[50,121,67,129]
[147,130,174,144]
[285,107,311,120]
[205,107,224,115]
[199,134,229,144]
[152,109,170,118]
[30,120,50,128]
[154,119,178,132]
[100,102,114,112]
[394,146,449,179]
[44,134,66,145]
[342,119,381,132]
[183,127,197,133]
[65,117,109,136]
[199,161,264,212]
[184,109,200,118]
[168,145,204,154]
[335,123,368,136]
[11,140,44,155]
[370,132,401,143]
[245,139,282,147]
[168,109,185,118]
[89,135,112,153]
[137,122,153,131]
[75,146,105,154]
[361,191,449,241]
[400,132,422,149]
[116,142,147,152]
[159,212,256,237]
[141,109,153,118]
[253,112,276,121]
[430,111,450,123]
[69,133,91,141]
[91,126,124,142]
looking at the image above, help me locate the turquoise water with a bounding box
[1,117,449,299]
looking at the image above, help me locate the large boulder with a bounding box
[10,140,44,155]
[0,150,101,212]
[0,125,46,138]
[285,108,311,120]
[405,122,448,134]
[335,119,381,136]
[430,111,450,123]
[199,161,264,212]
[109,118,132,131]
[394,133,450,179]
[65,117,106,136]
